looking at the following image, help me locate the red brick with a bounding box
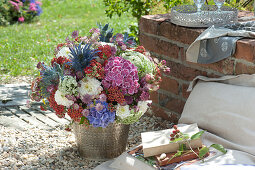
[182,83,190,99]
[139,33,179,58]
[150,104,170,120]
[235,62,255,74]
[150,91,158,104]
[139,14,171,35]
[159,93,185,114]
[150,104,179,123]
[166,60,206,81]
[185,58,234,75]
[234,39,255,63]
[160,76,179,95]
[180,48,186,61]
[159,21,204,45]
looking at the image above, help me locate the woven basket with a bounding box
[73,122,130,161]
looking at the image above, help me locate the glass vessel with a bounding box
[193,0,205,12]
[214,0,225,11]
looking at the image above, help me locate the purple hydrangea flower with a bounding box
[87,100,115,128]
[102,57,140,95]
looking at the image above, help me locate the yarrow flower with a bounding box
[84,60,104,79]
[102,57,140,95]
[51,56,70,67]
[67,105,83,122]
[48,91,65,118]
[87,100,115,128]
[107,86,125,105]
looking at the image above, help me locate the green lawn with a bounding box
[0,0,134,81]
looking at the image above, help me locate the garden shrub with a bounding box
[0,0,42,25]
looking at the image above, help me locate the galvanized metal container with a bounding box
[73,122,130,161]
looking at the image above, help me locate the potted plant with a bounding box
[30,24,170,160]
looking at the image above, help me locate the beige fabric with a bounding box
[188,74,255,91]
[179,75,255,164]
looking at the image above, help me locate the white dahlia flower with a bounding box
[137,100,152,114]
[116,104,131,119]
[54,90,74,108]
[56,47,71,58]
[78,77,102,96]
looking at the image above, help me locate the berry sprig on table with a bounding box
[170,125,181,141]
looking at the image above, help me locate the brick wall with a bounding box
[140,12,255,123]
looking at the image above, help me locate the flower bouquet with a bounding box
[30,24,170,159]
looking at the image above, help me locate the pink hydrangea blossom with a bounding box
[18,16,24,22]
[102,57,140,95]
[29,3,37,11]
[36,1,42,5]
[9,1,20,10]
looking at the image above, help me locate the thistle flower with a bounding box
[69,44,98,73]
[97,23,113,43]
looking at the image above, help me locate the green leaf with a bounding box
[182,133,190,139]
[170,137,184,143]
[199,147,209,158]
[179,143,186,152]
[79,116,85,124]
[191,131,205,140]
[176,150,183,157]
[210,144,227,154]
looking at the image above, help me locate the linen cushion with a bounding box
[179,81,255,156]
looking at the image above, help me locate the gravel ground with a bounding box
[0,76,33,85]
[0,114,173,170]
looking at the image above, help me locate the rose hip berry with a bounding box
[170,125,182,142]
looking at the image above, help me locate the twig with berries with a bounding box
[168,125,227,163]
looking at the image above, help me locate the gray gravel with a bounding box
[0,113,173,170]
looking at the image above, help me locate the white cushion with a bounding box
[179,80,255,157]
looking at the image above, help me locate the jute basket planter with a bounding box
[73,122,130,161]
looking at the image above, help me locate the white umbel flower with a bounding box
[116,104,131,119]
[78,77,102,96]
[137,100,151,114]
[54,90,74,108]
[58,76,78,95]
